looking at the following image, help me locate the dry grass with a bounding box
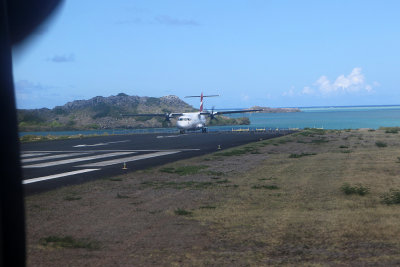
[191,129,400,265]
[25,129,400,266]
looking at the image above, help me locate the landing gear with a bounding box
[179,129,186,134]
[202,127,208,133]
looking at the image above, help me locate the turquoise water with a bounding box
[228,106,400,129]
[19,106,400,136]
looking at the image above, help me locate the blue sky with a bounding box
[12,0,400,109]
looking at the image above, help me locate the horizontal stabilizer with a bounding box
[184,95,219,98]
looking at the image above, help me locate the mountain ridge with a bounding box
[17,94,298,132]
[18,94,197,131]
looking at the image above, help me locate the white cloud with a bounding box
[313,67,373,95]
[282,89,295,97]
[315,76,332,94]
[301,86,314,95]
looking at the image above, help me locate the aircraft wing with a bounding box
[169,113,184,117]
[121,113,184,118]
[122,113,166,117]
[213,109,262,115]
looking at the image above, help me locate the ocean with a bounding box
[19,105,400,136]
[227,105,400,130]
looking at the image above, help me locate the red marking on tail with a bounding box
[200,92,204,112]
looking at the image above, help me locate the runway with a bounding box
[21,131,292,194]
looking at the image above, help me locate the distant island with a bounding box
[17,94,301,132]
[250,106,301,113]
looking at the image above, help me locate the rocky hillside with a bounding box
[18,93,197,131]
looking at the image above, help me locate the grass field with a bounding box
[25,129,400,266]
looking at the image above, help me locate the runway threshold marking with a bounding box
[22,169,100,184]
[77,151,180,167]
[21,153,50,158]
[23,152,135,168]
[21,152,89,163]
[22,149,200,153]
[73,140,130,148]
[156,135,182,138]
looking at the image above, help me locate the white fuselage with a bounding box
[176,113,207,131]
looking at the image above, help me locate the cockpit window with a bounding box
[179,118,191,121]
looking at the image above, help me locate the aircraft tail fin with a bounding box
[184,92,219,112]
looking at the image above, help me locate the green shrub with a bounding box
[289,153,316,158]
[174,208,192,216]
[160,165,209,175]
[116,193,129,199]
[381,189,400,205]
[379,127,400,133]
[63,195,81,201]
[311,138,329,144]
[375,141,387,148]
[215,146,258,156]
[40,236,100,249]
[340,183,369,196]
[140,180,214,190]
[199,205,216,209]
[252,185,279,190]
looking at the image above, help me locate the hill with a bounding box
[17,93,250,132]
[18,94,197,131]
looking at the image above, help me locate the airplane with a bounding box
[122,93,262,134]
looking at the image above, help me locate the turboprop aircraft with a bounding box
[122,93,261,134]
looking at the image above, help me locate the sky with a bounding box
[12,0,400,109]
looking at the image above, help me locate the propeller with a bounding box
[164,113,171,122]
[209,106,218,122]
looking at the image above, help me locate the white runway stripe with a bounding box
[21,153,50,158]
[22,169,99,184]
[22,149,200,153]
[78,151,179,167]
[73,140,130,147]
[23,152,135,168]
[21,152,89,163]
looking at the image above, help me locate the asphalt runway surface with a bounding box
[21,131,292,195]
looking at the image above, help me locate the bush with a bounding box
[379,127,400,134]
[340,183,369,196]
[375,141,387,148]
[174,208,192,216]
[252,185,279,190]
[160,165,208,175]
[40,236,100,249]
[381,189,400,205]
[289,153,316,158]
